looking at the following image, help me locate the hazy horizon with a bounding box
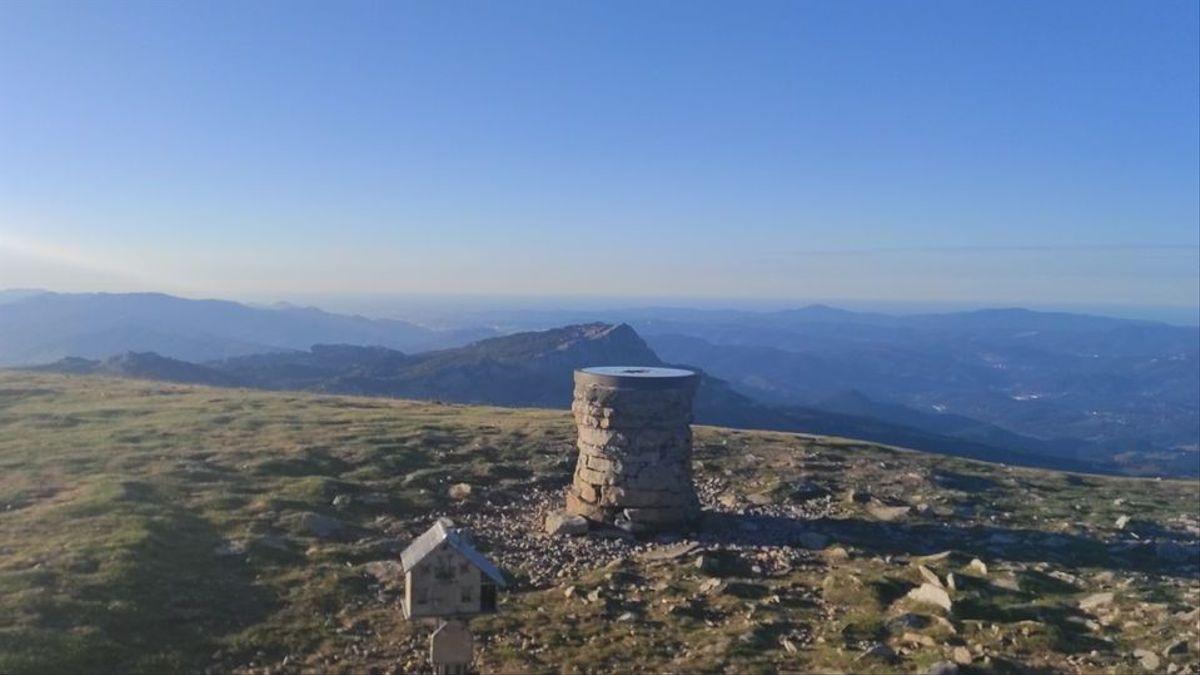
[3,2,1198,308]
[4,286,1198,327]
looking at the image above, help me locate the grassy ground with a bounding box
[0,372,1196,674]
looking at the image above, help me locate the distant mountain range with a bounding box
[26,320,1190,477]
[0,291,493,365]
[5,290,1196,477]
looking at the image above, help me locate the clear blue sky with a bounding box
[1,1,1197,311]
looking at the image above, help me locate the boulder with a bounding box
[907,583,953,611]
[545,511,589,536]
[952,646,972,664]
[966,558,988,576]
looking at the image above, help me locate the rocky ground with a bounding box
[0,372,1197,674]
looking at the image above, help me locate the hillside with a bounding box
[0,372,1196,674]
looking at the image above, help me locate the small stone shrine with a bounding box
[565,366,701,532]
[400,518,506,674]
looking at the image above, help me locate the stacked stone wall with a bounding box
[565,371,700,531]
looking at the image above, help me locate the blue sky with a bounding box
[1,1,1197,312]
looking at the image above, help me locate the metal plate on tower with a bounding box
[575,366,698,389]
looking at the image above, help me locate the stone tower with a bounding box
[565,366,700,532]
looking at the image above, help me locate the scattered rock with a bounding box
[746,492,775,506]
[639,541,698,561]
[867,502,911,522]
[857,643,896,662]
[1079,592,1115,612]
[448,483,472,500]
[824,546,851,562]
[1134,648,1161,671]
[966,558,988,576]
[917,564,944,587]
[992,575,1021,592]
[923,662,959,675]
[544,511,589,536]
[901,631,935,646]
[699,578,726,595]
[1115,515,1131,530]
[952,645,972,665]
[616,611,636,622]
[907,583,953,611]
[563,585,577,598]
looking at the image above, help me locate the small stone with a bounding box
[447,483,472,500]
[907,583,952,611]
[917,564,943,587]
[901,631,935,646]
[331,494,353,508]
[966,558,988,576]
[586,588,603,603]
[545,511,589,536]
[867,502,911,522]
[1135,648,1161,671]
[1079,592,1115,612]
[780,637,798,653]
[746,492,775,506]
[617,611,636,622]
[563,585,578,598]
[923,662,959,675]
[952,646,972,664]
[824,546,850,562]
[1115,515,1131,530]
[945,573,956,591]
[992,575,1021,592]
[857,643,896,662]
[698,577,725,595]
